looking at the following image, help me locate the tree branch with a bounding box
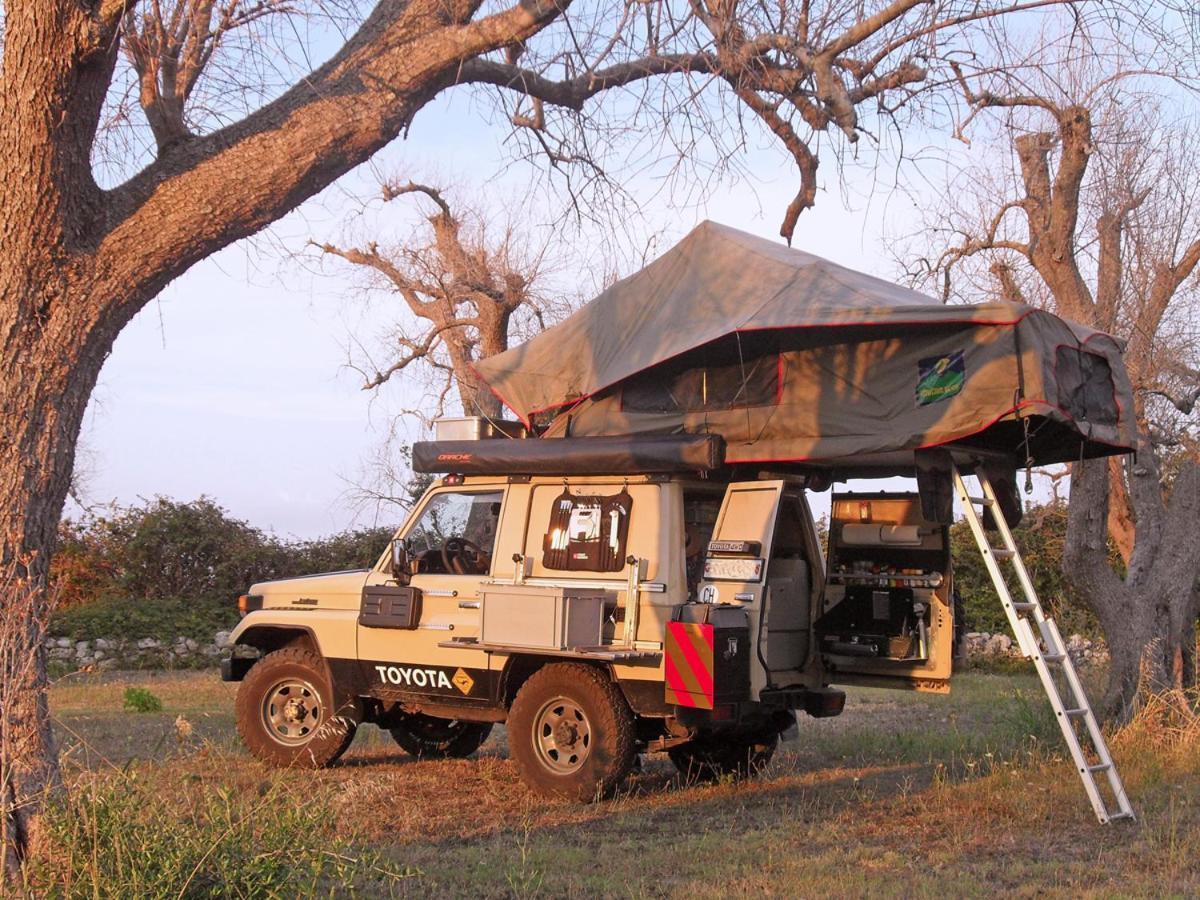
[459,53,720,113]
[97,0,573,314]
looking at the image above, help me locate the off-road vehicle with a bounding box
[224,425,962,799]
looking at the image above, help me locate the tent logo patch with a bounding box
[916,351,965,405]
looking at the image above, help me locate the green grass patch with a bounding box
[122,686,164,713]
[25,767,416,898]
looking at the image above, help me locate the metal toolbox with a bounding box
[433,416,526,441]
[479,583,607,650]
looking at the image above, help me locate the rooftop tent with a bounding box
[472,221,1135,470]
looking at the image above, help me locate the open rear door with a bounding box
[695,481,811,699]
[815,493,954,694]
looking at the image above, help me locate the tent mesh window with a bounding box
[1055,347,1118,426]
[542,490,633,572]
[621,354,779,414]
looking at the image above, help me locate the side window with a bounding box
[542,490,632,572]
[683,492,722,599]
[622,354,779,414]
[406,490,503,575]
[1056,347,1118,426]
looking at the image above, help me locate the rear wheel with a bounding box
[508,663,635,801]
[389,713,493,759]
[236,648,356,768]
[668,730,778,784]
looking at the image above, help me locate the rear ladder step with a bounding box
[953,466,1135,825]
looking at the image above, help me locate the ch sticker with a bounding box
[452,667,475,695]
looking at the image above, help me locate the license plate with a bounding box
[702,557,764,582]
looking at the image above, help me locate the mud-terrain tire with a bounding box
[389,713,493,759]
[236,648,356,768]
[508,663,635,801]
[668,730,778,784]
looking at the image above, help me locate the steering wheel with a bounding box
[441,537,486,575]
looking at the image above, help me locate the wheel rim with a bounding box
[261,677,323,746]
[531,695,591,774]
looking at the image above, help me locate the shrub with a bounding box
[49,497,397,643]
[123,687,163,713]
[950,502,1102,638]
[285,526,394,576]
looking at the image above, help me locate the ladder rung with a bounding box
[990,548,1015,559]
[1087,763,1111,774]
[1062,707,1089,718]
[1012,602,1037,612]
[1107,810,1135,822]
[1042,653,1066,663]
[965,495,995,506]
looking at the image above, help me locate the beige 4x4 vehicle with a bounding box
[224,430,956,799]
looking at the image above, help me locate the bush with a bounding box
[54,595,240,643]
[50,497,398,643]
[26,770,414,897]
[950,502,1102,638]
[123,687,163,713]
[284,526,394,576]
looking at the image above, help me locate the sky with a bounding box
[69,63,941,540]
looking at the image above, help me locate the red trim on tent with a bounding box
[721,398,1132,465]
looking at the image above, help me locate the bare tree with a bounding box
[913,66,1200,719]
[0,0,1162,875]
[314,182,562,421]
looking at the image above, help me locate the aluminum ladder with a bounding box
[953,467,1135,824]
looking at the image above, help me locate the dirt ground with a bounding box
[49,667,1200,897]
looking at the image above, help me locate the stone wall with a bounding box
[962,631,1109,666]
[44,631,236,672]
[45,627,1110,672]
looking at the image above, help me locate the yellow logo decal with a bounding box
[452,667,474,695]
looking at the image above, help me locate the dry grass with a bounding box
[40,669,1200,898]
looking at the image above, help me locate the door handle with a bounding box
[458,600,481,609]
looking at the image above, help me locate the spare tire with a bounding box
[388,713,493,759]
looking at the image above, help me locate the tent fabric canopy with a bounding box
[473,221,1135,468]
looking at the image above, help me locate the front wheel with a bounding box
[236,648,356,768]
[508,663,635,801]
[389,713,493,759]
[668,730,778,784]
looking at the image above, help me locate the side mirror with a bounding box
[389,538,409,575]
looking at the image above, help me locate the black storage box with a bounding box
[359,585,422,629]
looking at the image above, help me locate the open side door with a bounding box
[815,493,953,693]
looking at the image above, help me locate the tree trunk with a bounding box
[0,263,116,874]
[1065,450,1200,721]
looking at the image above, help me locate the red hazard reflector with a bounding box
[665,621,715,710]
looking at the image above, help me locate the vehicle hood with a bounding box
[249,569,368,610]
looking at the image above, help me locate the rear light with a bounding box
[710,704,736,722]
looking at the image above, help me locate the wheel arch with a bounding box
[499,654,616,709]
[223,624,322,682]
